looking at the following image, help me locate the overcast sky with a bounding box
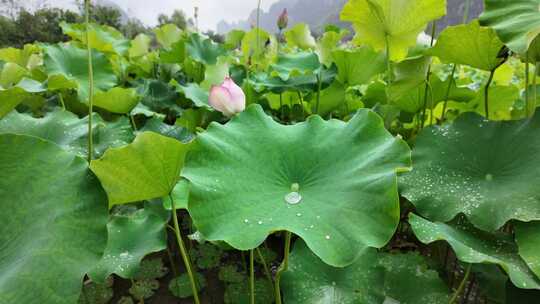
[44,0,280,31]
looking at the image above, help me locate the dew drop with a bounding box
[258,220,263,225]
[485,174,493,181]
[285,192,302,205]
[244,219,249,223]
[296,213,302,217]
[325,235,331,240]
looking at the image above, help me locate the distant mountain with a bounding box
[217,0,484,36]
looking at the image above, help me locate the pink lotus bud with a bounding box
[277,9,288,30]
[209,77,246,117]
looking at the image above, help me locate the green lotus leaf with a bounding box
[332,47,386,86]
[182,104,411,267]
[0,62,28,88]
[340,0,446,61]
[469,84,519,120]
[175,82,211,109]
[43,44,117,102]
[94,87,140,114]
[200,56,230,90]
[0,134,108,303]
[0,78,47,118]
[428,20,505,71]
[284,23,317,50]
[129,34,152,58]
[479,0,540,54]
[224,29,245,50]
[90,132,192,206]
[281,239,450,303]
[0,109,133,158]
[241,28,278,70]
[515,221,540,279]
[186,33,227,65]
[270,52,320,81]
[248,64,337,94]
[88,202,170,282]
[139,117,193,142]
[400,112,540,230]
[473,264,508,303]
[162,178,190,210]
[409,213,540,290]
[316,81,347,116]
[60,22,130,55]
[154,24,183,49]
[0,44,41,69]
[138,79,182,114]
[316,29,349,67]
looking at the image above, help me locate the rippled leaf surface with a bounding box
[281,240,450,303]
[401,112,540,231]
[182,104,411,267]
[0,134,108,303]
[409,214,540,290]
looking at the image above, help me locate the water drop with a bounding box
[244,219,249,223]
[325,235,331,240]
[285,192,302,205]
[258,220,263,225]
[296,213,302,217]
[485,174,493,181]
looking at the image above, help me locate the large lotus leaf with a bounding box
[469,84,520,120]
[316,30,349,67]
[0,44,41,69]
[515,221,540,279]
[182,104,411,267]
[340,0,446,61]
[139,117,193,143]
[429,20,505,71]
[479,0,540,54]
[175,82,210,109]
[0,62,28,88]
[281,240,450,304]
[154,24,183,49]
[159,39,186,64]
[0,109,133,158]
[43,44,117,102]
[270,52,320,81]
[94,87,140,114]
[60,22,129,55]
[129,34,152,58]
[0,134,108,303]
[90,132,192,206]
[241,28,278,69]
[138,79,182,114]
[186,33,227,65]
[332,47,386,86]
[0,78,47,118]
[200,56,230,90]
[401,111,540,230]
[248,65,337,94]
[284,23,317,50]
[316,81,347,116]
[88,202,169,282]
[409,214,540,290]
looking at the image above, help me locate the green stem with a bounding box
[297,91,305,120]
[279,92,284,121]
[385,34,392,84]
[256,247,274,292]
[526,52,530,117]
[463,0,471,23]
[316,70,322,115]
[449,264,472,304]
[58,93,66,111]
[534,62,539,116]
[250,249,255,304]
[129,115,137,131]
[441,65,457,122]
[169,194,200,304]
[256,0,262,68]
[420,21,437,129]
[85,0,94,163]
[274,232,292,304]
[485,69,496,120]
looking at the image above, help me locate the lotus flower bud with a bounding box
[209,77,246,117]
[277,9,288,31]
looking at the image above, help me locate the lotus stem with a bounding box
[169,194,200,304]
[420,21,437,129]
[441,65,457,122]
[316,70,322,115]
[274,231,292,304]
[525,52,530,117]
[449,263,472,304]
[85,0,94,163]
[484,69,496,120]
[250,249,255,304]
[256,247,274,292]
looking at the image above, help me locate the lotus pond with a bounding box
[1,0,540,303]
